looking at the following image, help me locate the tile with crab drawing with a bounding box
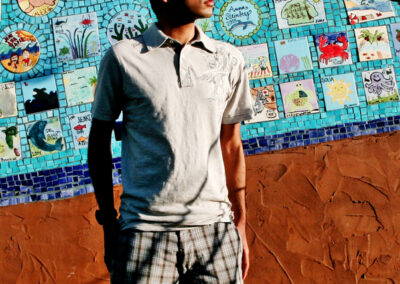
[314,32,353,68]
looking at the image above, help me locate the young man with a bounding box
[88,0,254,282]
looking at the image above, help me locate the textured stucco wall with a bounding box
[1,132,400,283]
[245,131,400,283]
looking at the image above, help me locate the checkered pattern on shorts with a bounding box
[111,222,243,284]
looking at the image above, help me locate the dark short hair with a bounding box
[149,0,162,17]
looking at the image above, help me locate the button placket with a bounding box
[179,46,193,88]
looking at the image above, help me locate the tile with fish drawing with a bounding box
[219,0,262,39]
[245,85,279,124]
[0,125,22,162]
[69,112,91,149]
[52,12,101,62]
[274,0,326,29]
[63,66,97,106]
[26,116,65,158]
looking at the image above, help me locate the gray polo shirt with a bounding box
[92,23,254,231]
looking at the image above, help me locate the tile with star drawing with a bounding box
[362,66,399,105]
[321,73,359,111]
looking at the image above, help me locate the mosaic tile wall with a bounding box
[1,0,400,206]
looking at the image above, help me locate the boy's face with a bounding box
[165,0,214,22]
[183,0,214,19]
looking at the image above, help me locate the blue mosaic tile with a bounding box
[1,0,400,205]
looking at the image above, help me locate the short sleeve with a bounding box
[222,53,255,124]
[91,48,123,122]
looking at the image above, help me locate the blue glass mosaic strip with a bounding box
[0,157,122,207]
[1,116,399,207]
[242,116,400,155]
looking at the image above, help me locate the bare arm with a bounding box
[88,118,116,218]
[220,123,250,279]
[88,118,118,271]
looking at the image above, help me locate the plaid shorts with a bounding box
[111,222,243,284]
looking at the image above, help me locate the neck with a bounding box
[157,20,196,45]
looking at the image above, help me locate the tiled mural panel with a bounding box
[1,0,400,205]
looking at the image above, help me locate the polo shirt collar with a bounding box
[142,23,216,53]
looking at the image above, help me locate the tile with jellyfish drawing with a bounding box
[362,66,399,105]
[280,79,319,118]
[355,25,392,62]
[321,73,359,111]
[0,125,22,162]
[246,85,279,124]
[315,32,353,68]
[52,12,101,62]
[274,0,326,29]
[69,111,91,149]
[26,116,65,158]
[237,43,272,80]
[274,37,312,74]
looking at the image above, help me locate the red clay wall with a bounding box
[1,131,400,283]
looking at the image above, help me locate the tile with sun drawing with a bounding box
[321,73,359,111]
